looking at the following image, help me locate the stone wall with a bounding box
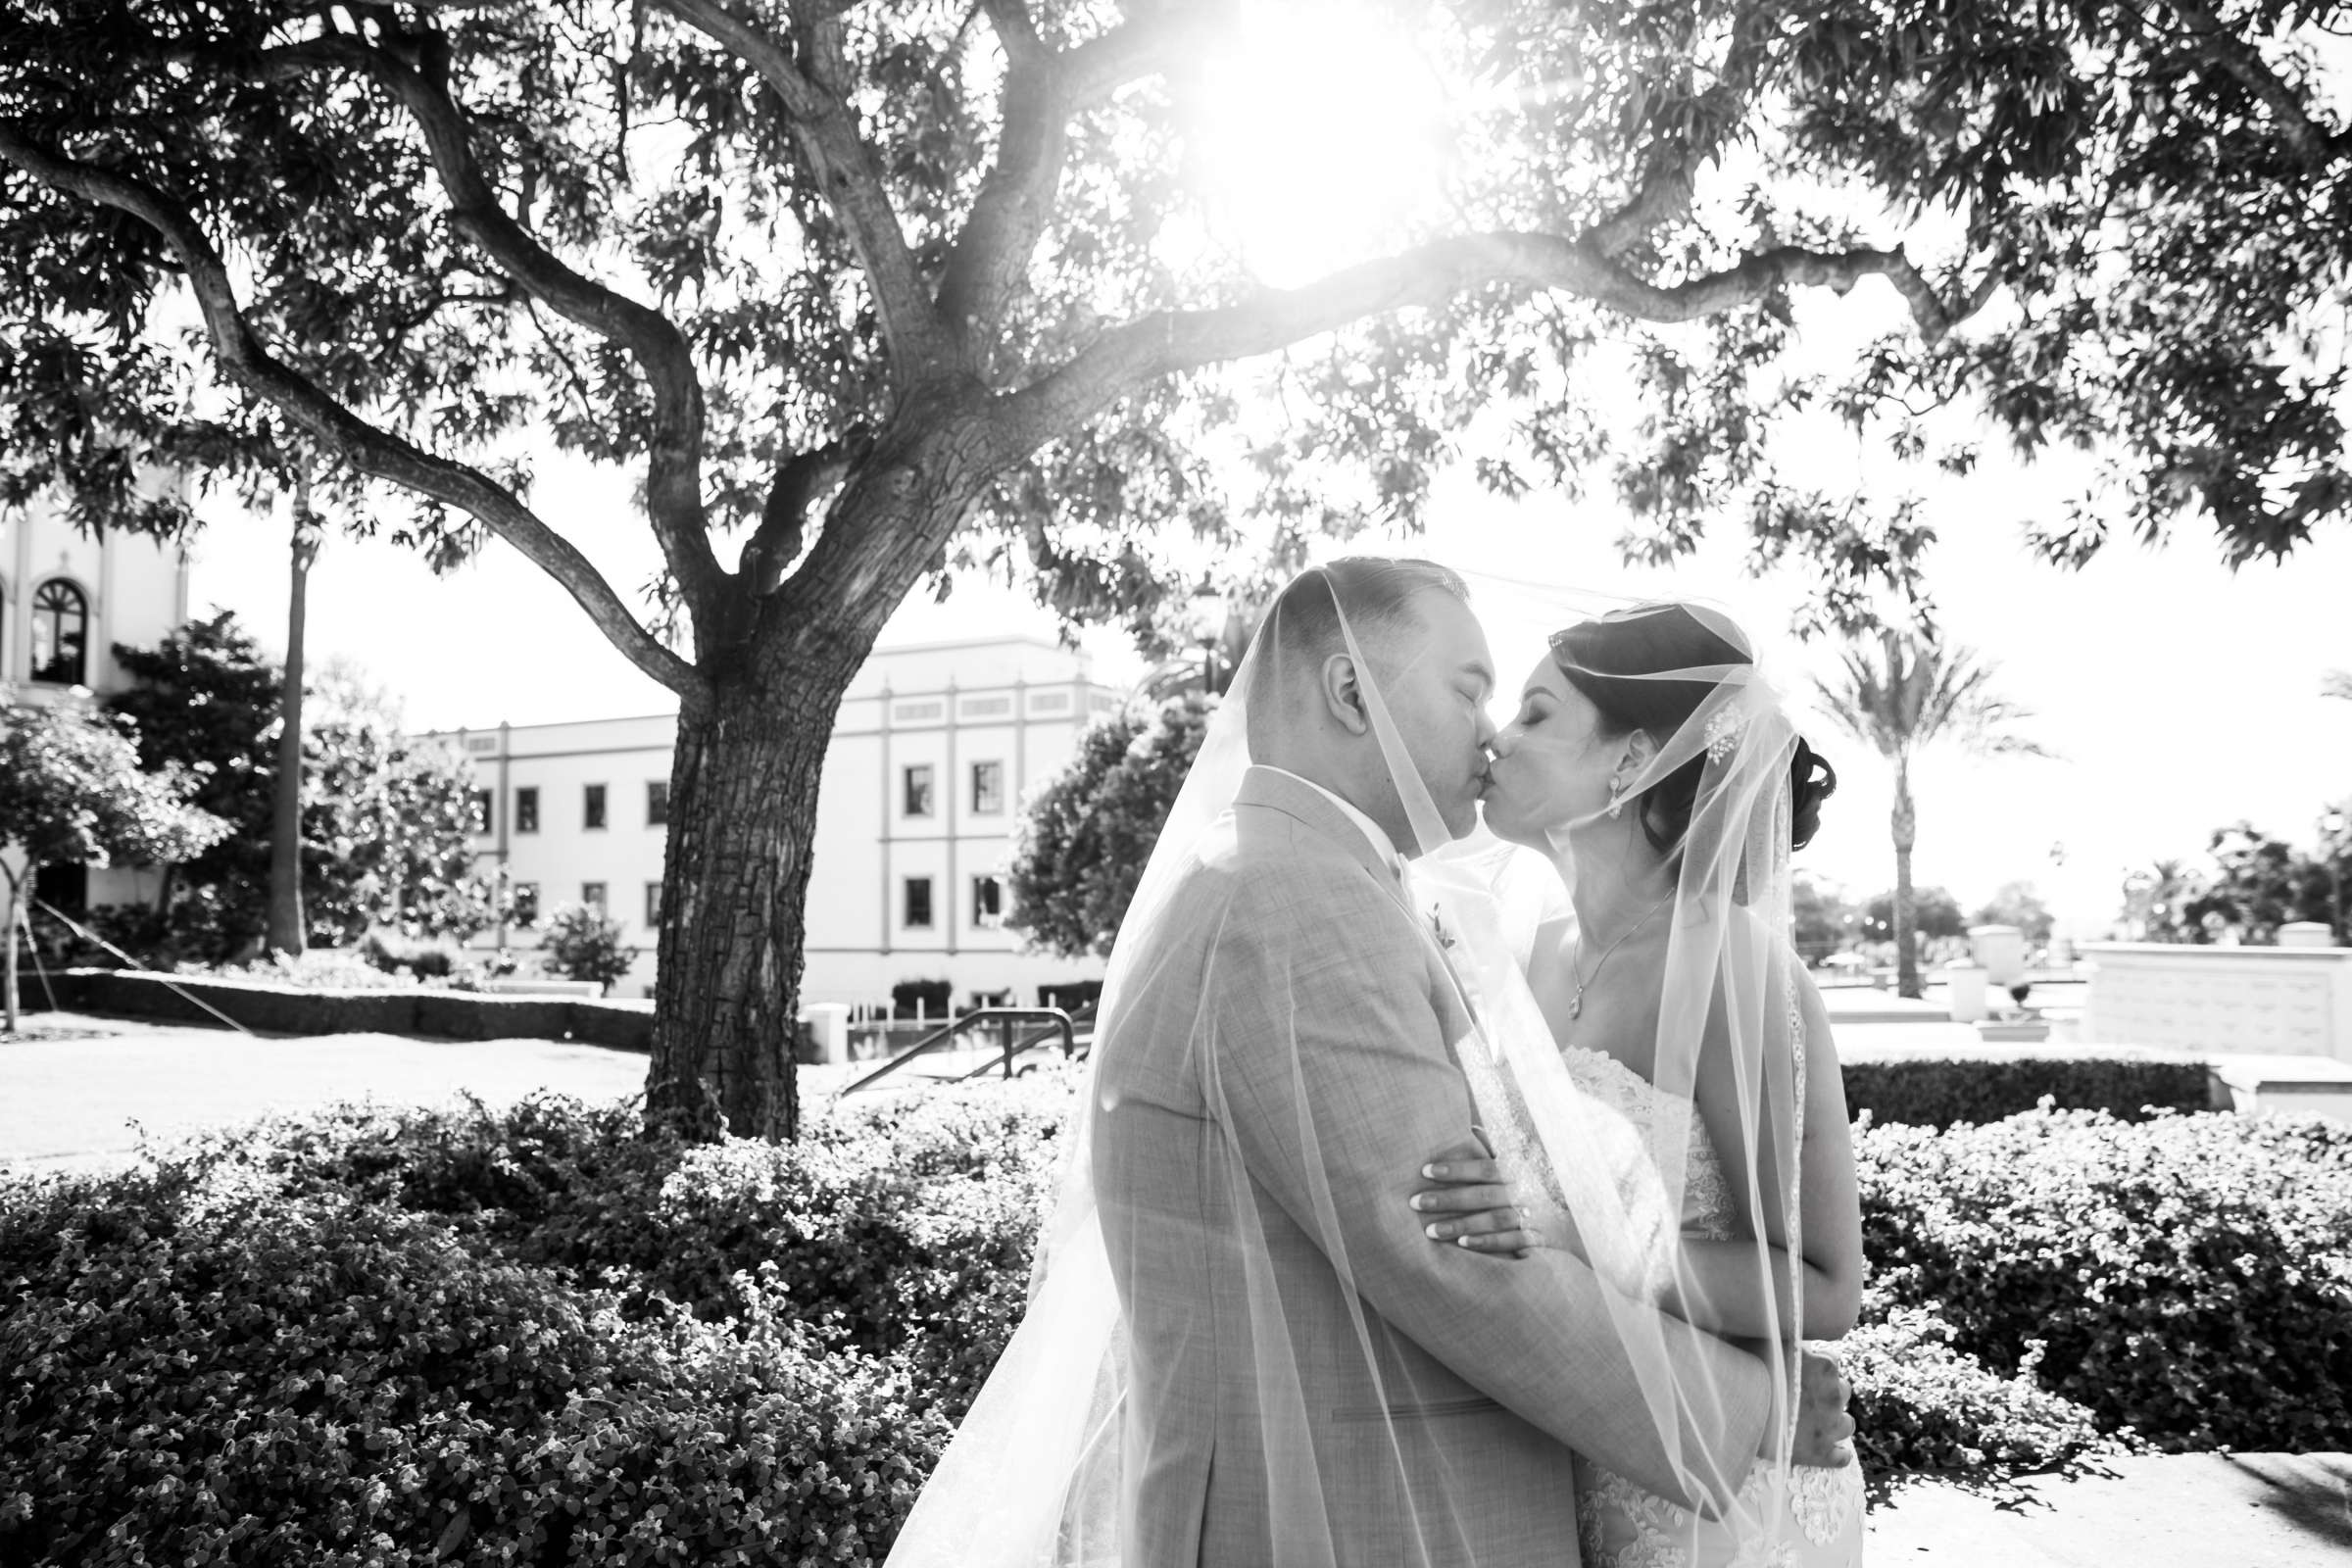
[2080,942,2352,1060]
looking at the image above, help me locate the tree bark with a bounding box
[643,632,869,1141]
[2,864,21,1033]
[268,474,320,957]
[1891,755,1920,1000]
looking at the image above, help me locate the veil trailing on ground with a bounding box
[888,564,1820,1566]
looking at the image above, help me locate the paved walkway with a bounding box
[0,1012,653,1175]
[1866,1452,2352,1564]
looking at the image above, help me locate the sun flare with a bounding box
[1194,3,1455,289]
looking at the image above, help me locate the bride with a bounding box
[1408,601,1866,1567]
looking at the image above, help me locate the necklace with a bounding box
[1565,893,1673,1020]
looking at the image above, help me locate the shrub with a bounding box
[1842,1297,2123,1498]
[1840,1054,2213,1127]
[890,978,953,1020]
[1856,1108,2352,1449]
[538,903,633,991]
[0,1149,947,1567]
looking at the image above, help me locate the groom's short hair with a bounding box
[1245,558,1468,737]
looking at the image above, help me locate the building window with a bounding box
[582,880,608,911]
[468,789,493,836]
[515,787,539,833]
[972,874,1004,929]
[512,882,540,926]
[645,880,663,927]
[29,579,88,686]
[647,780,669,827]
[971,760,1004,815]
[584,783,608,830]
[903,875,934,929]
[903,763,935,818]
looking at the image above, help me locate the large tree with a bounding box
[1814,632,2046,997]
[7,1,2349,1136]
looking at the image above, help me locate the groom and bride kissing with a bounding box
[893,557,1867,1568]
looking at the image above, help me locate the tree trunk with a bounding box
[643,640,868,1141]
[1891,756,1920,1000]
[2,865,21,1033]
[268,476,320,957]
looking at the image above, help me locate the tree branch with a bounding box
[655,0,952,380]
[936,3,1223,350]
[740,432,866,596]
[1060,4,1211,103]
[248,31,729,624]
[2169,0,2350,165]
[934,0,1062,341]
[0,127,707,706]
[995,232,1974,453]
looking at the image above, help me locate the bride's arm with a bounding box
[1411,962,1864,1341]
[1677,957,1863,1342]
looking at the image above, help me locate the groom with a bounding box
[1093,558,1850,1566]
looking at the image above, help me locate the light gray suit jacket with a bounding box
[1093,767,1771,1568]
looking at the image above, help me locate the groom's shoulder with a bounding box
[1188,801,1408,924]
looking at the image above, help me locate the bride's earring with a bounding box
[1605,779,1626,819]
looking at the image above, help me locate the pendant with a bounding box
[1567,991,1583,1020]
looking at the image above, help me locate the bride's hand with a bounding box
[1409,1155,1545,1256]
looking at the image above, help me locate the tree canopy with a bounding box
[108,613,495,958]
[0,701,228,1026]
[6,1,2349,651]
[2136,819,2345,943]
[1008,690,1214,959]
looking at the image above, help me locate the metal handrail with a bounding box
[836,1005,1078,1096]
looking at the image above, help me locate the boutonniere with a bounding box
[1427,904,1457,952]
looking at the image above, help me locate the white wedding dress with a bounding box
[1544,1022,1865,1568]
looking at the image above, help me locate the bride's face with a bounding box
[1481,657,1619,849]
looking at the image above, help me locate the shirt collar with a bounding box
[1255,765,1405,878]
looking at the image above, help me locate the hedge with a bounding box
[5,1077,2345,1562]
[1858,1107,2352,1449]
[1838,1051,2216,1127]
[20,967,654,1050]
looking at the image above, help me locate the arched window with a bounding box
[29,579,88,685]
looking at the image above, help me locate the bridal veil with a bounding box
[887,563,1819,1566]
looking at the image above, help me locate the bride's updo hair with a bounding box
[1548,603,1837,855]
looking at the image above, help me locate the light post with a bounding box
[2322,808,2348,943]
[2122,869,2156,941]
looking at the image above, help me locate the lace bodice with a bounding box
[1553,1042,1739,1247]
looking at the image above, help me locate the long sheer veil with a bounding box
[887,564,1817,1566]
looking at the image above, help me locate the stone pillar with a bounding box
[1946,958,1988,1022]
[1969,923,2027,985]
[2280,921,2336,950]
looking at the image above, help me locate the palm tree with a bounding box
[1813,631,2050,999]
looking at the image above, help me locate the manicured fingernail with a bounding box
[1408,1195,1427,1210]
[1424,1224,1445,1240]
[1456,1235,1476,1248]
[1423,1164,1443,1179]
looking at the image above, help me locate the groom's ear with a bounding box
[1319,653,1373,735]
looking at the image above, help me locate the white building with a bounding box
[1,486,195,914]
[436,635,1123,1006]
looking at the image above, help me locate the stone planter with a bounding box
[1976,1016,2052,1043]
